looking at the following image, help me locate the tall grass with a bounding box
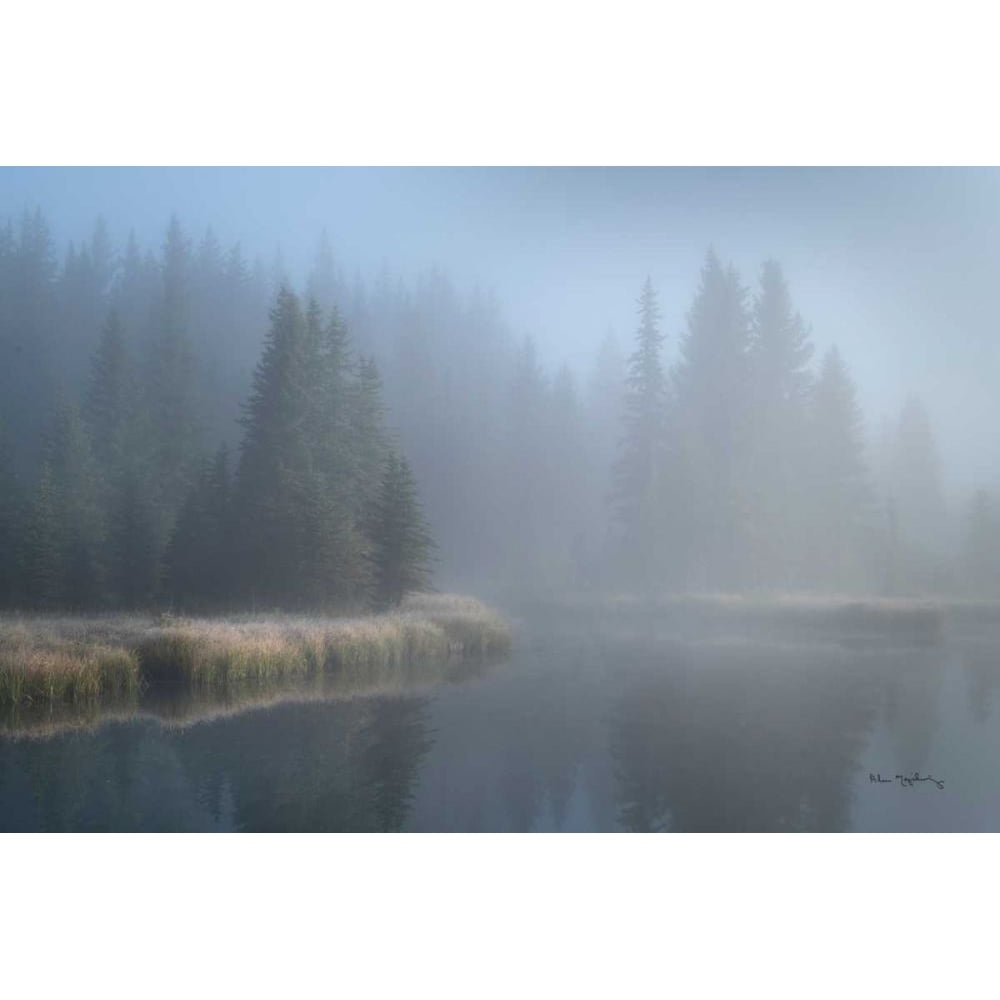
[0,624,140,706]
[0,593,512,708]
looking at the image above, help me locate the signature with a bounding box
[869,771,944,790]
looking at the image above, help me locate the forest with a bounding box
[0,207,993,613]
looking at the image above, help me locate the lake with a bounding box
[3,607,1000,831]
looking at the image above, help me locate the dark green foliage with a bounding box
[369,450,435,609]
[106,464,161,609]
[85,310,135,471]
[20,463,61,609]
[0,422,22,605]
[45,403,105,607]
[165,447,233,609]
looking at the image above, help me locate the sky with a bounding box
[3,166,999,491]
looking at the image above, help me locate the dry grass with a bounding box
[0,593,512,708]
[0,623,140,706]
[535,591,946,641]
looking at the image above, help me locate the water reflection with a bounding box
[2,623,999,831]
[608,641,885,831]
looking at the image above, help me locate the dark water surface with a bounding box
[3,611,1000,832]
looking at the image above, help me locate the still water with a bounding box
[3,610,1000,832]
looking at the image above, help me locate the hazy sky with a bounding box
[3,166,999,491]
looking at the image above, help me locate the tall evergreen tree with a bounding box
[45,402,104,607]
[673,249,753,588]
[165,446,232,609]
[962,490,1000,596]
[369,451,435,609]
[106,463,160,608]
[85,310,135,471]
[0,421,22,605]
[148,216,202,520]
[745,260,815,587]
[20,462,61,609]
[612,278,667,586]
[805,346,875,590]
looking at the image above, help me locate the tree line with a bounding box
[609,250,979,596]
[0,207,996,607]
[0,213,432,611]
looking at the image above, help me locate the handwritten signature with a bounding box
[869,771,944,790]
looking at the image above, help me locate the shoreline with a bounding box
[0,593,512,709]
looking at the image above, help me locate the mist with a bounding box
[5,166,1000,836]
[3,166,998,600]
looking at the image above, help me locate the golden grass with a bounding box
[0,624,140,706]
[0,593,512,707]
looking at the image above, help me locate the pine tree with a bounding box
[745,260,815,587]
[106,463,160,608]
[21,463,61,608]
[0,421,22,606]
[349,356,391,518]
[612,278,667,585]
[234,287,313,606]
[45,402,105,607]
[673,249,753,589]
[148,216,202,519]
[165,446,232,609]
[890,396,948,555]
[962,490,1000,596]
[805,346,875,590]
[85,310,135,470]
[369,451,435,609]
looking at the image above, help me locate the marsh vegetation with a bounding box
[0,593,510,709]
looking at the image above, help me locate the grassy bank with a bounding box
[524,591,947,644]
[0,593,511,708]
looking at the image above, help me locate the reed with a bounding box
[0,593,512,707]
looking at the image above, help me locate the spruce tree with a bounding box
[673,249,753,589]
[85,310,135,471]
[0,421,22,606]
[106,463,160,608]
[234,287,313,606]
[612,278,667,585]
[369,451,435,609]
[165,446,232,609]
[21,463,61,609]
[745,260,815,587]
[805,346,875,590]
[962,490,1000,596]
[45,402,105,607]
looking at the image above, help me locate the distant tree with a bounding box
[890,396,948,553]
[84,310,135,471]
[306,230,340,313]
[745,260,815,588]
[805,346,875,590]
[0,422,22,605]
[20,463,61,609]
[106,464,160,608]
[612,278,667,586]
[369,451,435,609]
[45,403,105,607]
[147,216,202,519]
[673,249,753,588]
[961,489,1000,596]
[349,356,391,522]
[165,446,233,609]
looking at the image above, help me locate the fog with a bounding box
[2,166,1000,605]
